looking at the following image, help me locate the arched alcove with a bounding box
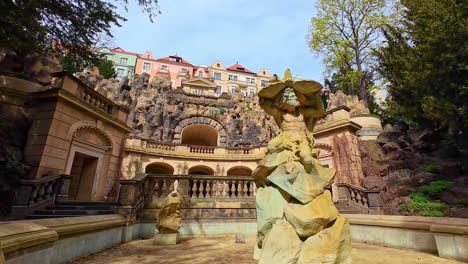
[173,116,227,146]
[145,162,174,175]
[188,165,214,175]
[226,166,253,177]
[181,124,218,146]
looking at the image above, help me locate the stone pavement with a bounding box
[69,235,466,264]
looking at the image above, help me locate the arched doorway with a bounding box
[65,126,112,201]
[226,166,253,177]
[145,162,174,175]
[188,165,214,175]
[181,124,218,146]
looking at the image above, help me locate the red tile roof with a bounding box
[227,63,255,74]
[110,47,139,56]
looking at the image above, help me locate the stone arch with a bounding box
[226,166,253,177]
[145,162,174,175]
[173,116,227,146]
[181,124,218,146]
[188,165,214,175]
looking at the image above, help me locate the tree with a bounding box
[307,0,390,102]
[0,0,159,65]
[96,58,117,79]
[378,0,468,134]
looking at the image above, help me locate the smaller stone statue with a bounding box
[154,180,183,245]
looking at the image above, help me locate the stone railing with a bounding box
[81,88,113,115]
[146,141,176,151]
[336,183,382,214]
[126,138,265,159]
[188,145,215,154]
[10,174,71,219]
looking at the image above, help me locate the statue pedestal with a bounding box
[153,232,180,245]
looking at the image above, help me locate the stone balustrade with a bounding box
[126,137,265,159]
[336,183,382,214]
[10,174,71,219]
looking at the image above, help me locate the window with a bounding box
[230,86,237,93]
[181,78,186,84]
[117,68,125,77]
[216,86,222,94]
[261,80,268,87]
[181,68,188,74]
[213,72,221,80]
[250,88,256,95]
[246,77,255,83]
[198,70,203,77]
[216,63,220,67]
[161,65,168,70]
[120,58,128,65]
[263,71,266,75]
[228,75,238,81]
[170,57,177,62]
[143,62,151,70]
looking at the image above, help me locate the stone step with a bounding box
[55,200,118,206]
[33,210,115,216]
[24,215,82,219]
[46,205,117,210]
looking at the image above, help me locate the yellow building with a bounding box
[209,61,271,96]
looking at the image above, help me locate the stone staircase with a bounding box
[25,201,118,219]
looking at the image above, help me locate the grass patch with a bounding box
[409,193,429,203]
[420,180,452,196]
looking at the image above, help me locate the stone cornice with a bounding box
[0,222,57,254]
[313,119,362,136]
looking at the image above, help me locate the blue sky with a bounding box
[111,0,324,81]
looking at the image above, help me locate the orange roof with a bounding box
[227,63,255,74]
[110,47,139,56]
[194,66,209,72]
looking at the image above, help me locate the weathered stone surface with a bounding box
[284,190,338,237]
[382,142,401,154]
[363,176,387,190]
[257,219,302,264]
[156,192,183,234]
[298,216,352,264]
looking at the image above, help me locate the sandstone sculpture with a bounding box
[253,70,351,264]
[154,181,183,245]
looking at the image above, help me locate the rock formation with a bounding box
[253,70,351,264]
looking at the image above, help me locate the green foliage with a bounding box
[409,201,426,211]
[60,55,81,73]
[399,204,410,212]
[307,0,391,103]
[422,210,446,217]
[95,58,116,79]
[420,181,452,195]
[409,193,429,203]
[425,202,449,211]
[422,164,439,173]
[457,199,468,206]
[0,1,159,64]
[377,0,468,133]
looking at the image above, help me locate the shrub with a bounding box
[425,202,449,211]
[420,180,452,195]
[457,199,468,206]
[409,193,429,203]
[399,204,410,212]
[422,164,439,173]
[409,201,426,211]
[422,210,446,217]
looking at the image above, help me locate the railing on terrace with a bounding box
[129,138,265,157]
[336,183,382,214]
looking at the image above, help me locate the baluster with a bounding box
[205,181,211,198]
[362,193,368,206]
[230,181,236,197]
[154,180,161,197]
[243,182,248,197]
[192,180,198,197]
[36,184,45,201]
[350,189,356,202]
[222,181,227,197]
[161,179,169,197]
[356,192,362,204]
[237,181,242,198]
[253,184,257,196]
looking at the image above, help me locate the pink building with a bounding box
[135,51,194,88]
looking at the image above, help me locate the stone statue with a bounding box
[253,69,351,264]
[154,180,183,245]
